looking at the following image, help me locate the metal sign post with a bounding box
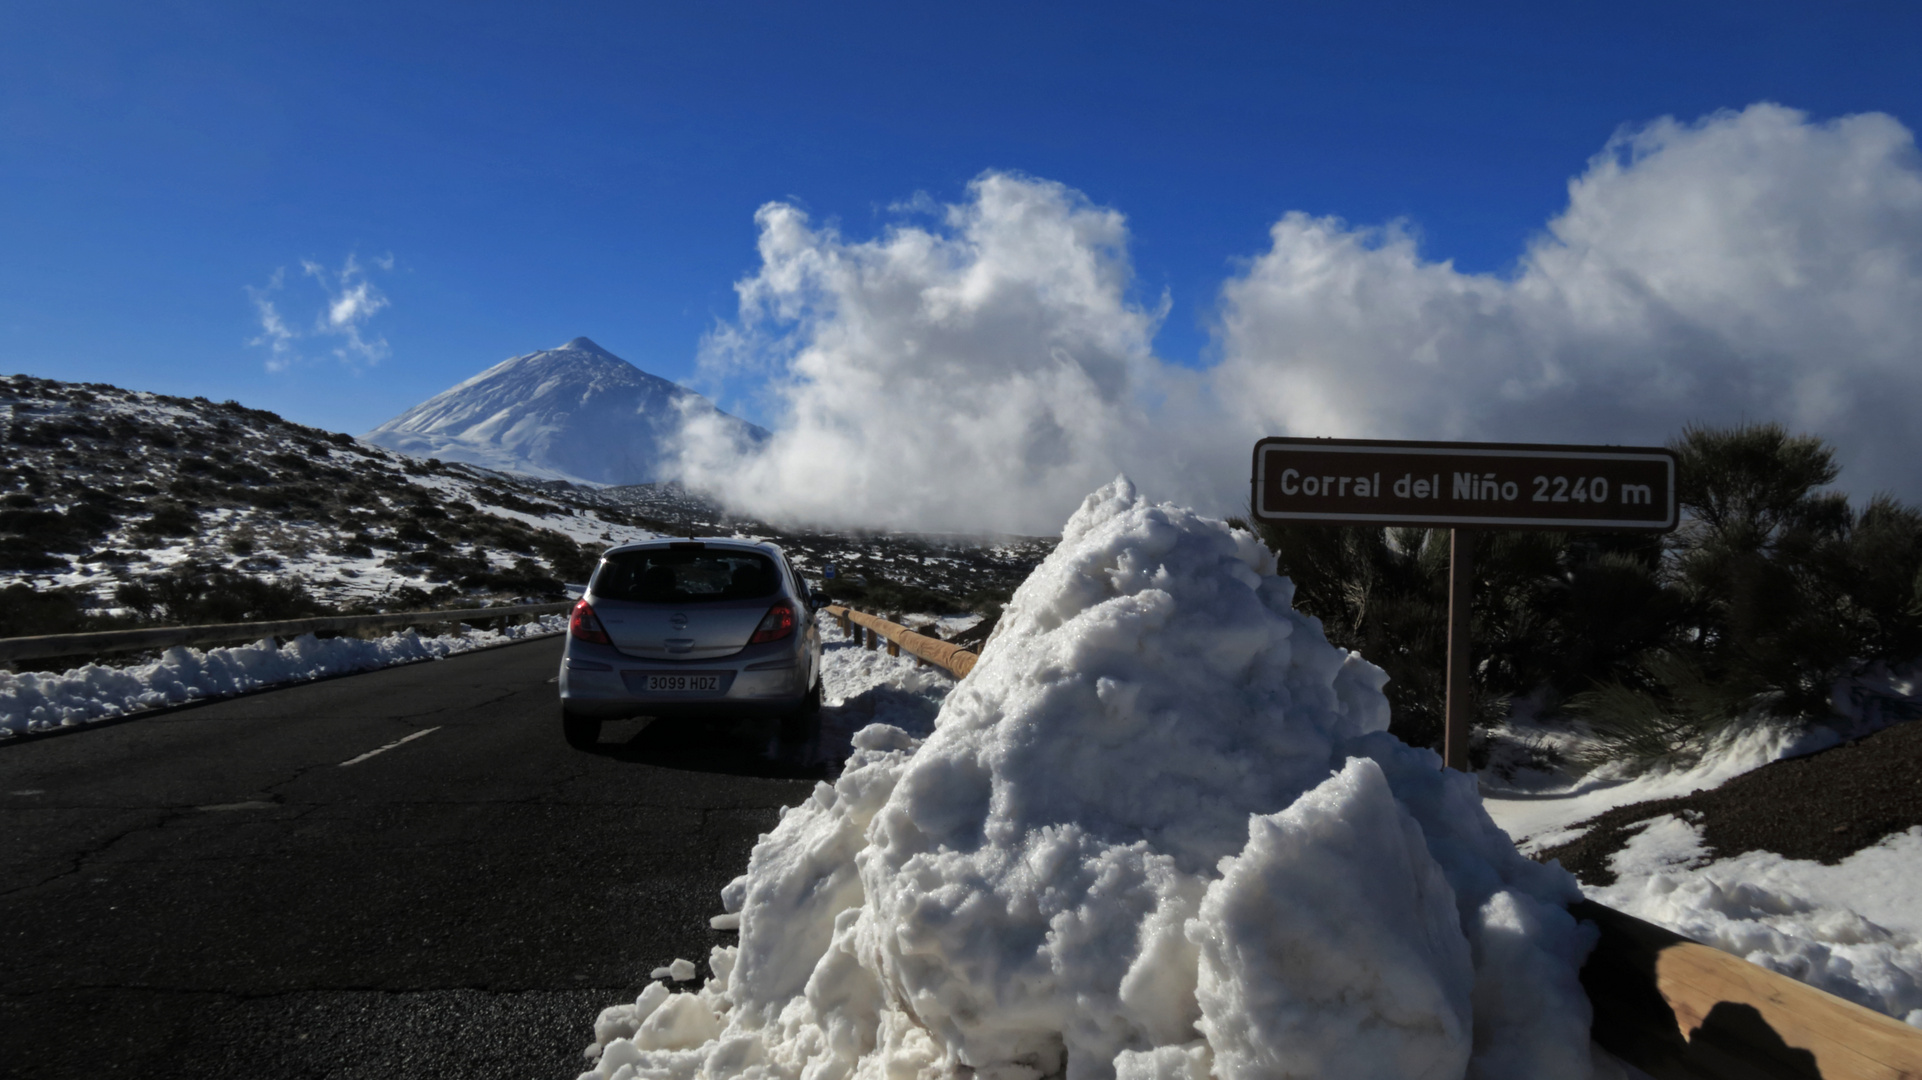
[1445,528,1475,772]
[1251,437,1679,772]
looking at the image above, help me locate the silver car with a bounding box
[557,537,824,748]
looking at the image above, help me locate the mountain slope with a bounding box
[0,372,1052,647]
[0,372,660,620]
[363,337,765,485]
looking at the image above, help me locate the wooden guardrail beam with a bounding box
[825,605,979,679]
[1577,900,1922,1078]
[0,602,572,664]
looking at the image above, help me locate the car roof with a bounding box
[601,536,784,559]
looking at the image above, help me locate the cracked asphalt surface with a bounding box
[0,636,820,1079]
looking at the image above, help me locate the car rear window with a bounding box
[593,548,781,604]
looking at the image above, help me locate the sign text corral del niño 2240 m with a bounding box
[1251,437,1678,531]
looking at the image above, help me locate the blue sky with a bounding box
[4,1,1920,445]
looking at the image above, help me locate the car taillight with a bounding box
[569,599,611,645]
[749,601,796,644]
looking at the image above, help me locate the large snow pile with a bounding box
[0,616,565,737]
[582,478,1599,1080]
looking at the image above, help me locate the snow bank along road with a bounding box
[0,634,840,1080]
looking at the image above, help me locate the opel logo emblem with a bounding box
[669,613,689,631]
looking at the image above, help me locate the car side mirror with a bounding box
[809,589,829,610]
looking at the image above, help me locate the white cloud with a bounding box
[247,252,394,370]
[677,172,1210,533]
[303,252,392,364]
[245,268,296,373]
[681,105,1922,534]
[1213,103,1922,501]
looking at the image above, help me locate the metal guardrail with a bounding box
[824,605,979,678]
[0,601,572,665]
[821,605,1922,1078]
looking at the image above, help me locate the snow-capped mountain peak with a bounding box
[364,338,765,485]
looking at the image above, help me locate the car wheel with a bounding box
[561,708,601,749]
[779,678,823,743]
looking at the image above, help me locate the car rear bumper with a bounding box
[560,697,807,720]
[557,635,814,719]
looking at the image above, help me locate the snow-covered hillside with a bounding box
[1481,706,1922,1028]
[363,337,766,485]
[0,373,659,615]
[0,373,1049,627]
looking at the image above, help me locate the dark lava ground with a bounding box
[1536,719,1922,885]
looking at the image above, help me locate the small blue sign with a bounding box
[823,563,837,579]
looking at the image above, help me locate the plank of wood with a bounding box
[1576,899,1922,1080]
[1656,938,1922,1079]
[828,606,978,678]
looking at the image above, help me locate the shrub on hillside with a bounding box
[114,564,322,624]
[458,557,564,597]
[825,573,990,617]
[343,583,466,614]
[464,517,538,555]
[132,502,198,539]
[476,487,561,516]
[529,532,602,584]
[0,584,102,637]
[0,538,69,572]
[1570,424,1922,762]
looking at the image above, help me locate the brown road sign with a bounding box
[1253,436,1680,772]
[1251,437,1678,531]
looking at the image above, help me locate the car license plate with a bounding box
[645,674,719,692]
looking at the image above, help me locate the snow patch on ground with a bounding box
[1593,817,1922,1027]
[1480,658,1920,856]
[1475,667,1922,1027]
[777,616,963,773]
[892,613,983,639]
[817,629,956,715]
[1478,720,1834,856]
[0,615,566,737]
[581,478,1600,1080]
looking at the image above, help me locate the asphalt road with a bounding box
[0,635,824,1080]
